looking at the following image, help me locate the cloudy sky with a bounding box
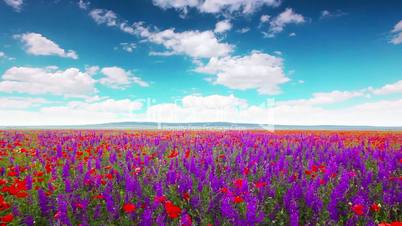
[0,0,401,126]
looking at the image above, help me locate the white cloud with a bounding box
[236,27,250,33]
[3,0,23,11]
[43,98,143,115]
[15,33,78,59]
[0,66,96,97]
[390,20,402,45]
[267,8,305,37]
[0,98,143,126]
[277,90,365,106]
[214,20,232,33]
[1,93,401,126]
[182,94,248,109]
[85,65,100,75]
[320,10,345,19]
[321,10,330,18]
[391,20,402,33]
[0,97,49,110]
[195,50,289,95]
[78,0,90,10]
[390,33,402,45]
[142,27,233,58]
[118,42,136,52]
[369,80,402,95]
[0,51,13,61]
[260,14,270,23]
[87,10,233,59]
[143,94,402,126]
[89,9,118,27]
[100,66,149,89]
[152,0,281,15]
[149,51,176,56]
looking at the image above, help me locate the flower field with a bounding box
[0,130,400,226]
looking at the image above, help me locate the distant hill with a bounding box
[1,121,401,131]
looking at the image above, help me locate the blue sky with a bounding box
[0,0,401,126]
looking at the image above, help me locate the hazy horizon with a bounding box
[1,0,402,126]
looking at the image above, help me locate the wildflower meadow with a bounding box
[0,130,400,225]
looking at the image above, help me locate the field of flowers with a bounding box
[0,130,400,226]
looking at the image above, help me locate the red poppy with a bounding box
[233,196,244,204]
[0,179,7,186]
[0,214,13,223]
[378,222,402,226]
[75,203,84,209]
[220,187,229,194]
[255,181,267,188]
[15,192,28,198]
[123,203,136,213]
[34,171,44,177]
[94,194,104,200]
[7,171,17,177]
[54,211,61,219]
[351,204,364,215]
[243,167,249,175]
[318,165,326,173]
[167,150,179,158]
[370,203,381,212]
[154,195,167,203]
[185,149,190,158]
[0,200,10,211]
[183,192,190,201]
[164,201,181,219]
[234,179,243,189]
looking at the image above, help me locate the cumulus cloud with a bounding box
[143,94,402,126]
[78,0,90,10]
[15,33,78,59]
[368,80,402,95]
[0,66,96,97]
[43,98,143,115]
[182,94,248,109]
[236,27,250,33]
[266,8,305,37]
[0,51,14,60]
[152,0,280,15]
[117,42,136,52]
[100,66,149,89]
[1,92,401,126]
[0,97,49,110]
[89,9,118,27]
[195,51,289,95]
[258,14,270,28]
[0,98,143,126]
[320,9,346,19]
[138,26,233,58]
[3,0,23,11]
[87,10,233,58]
[214,20,232,33]
[390,20,402,45]
[277,90,365,106]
